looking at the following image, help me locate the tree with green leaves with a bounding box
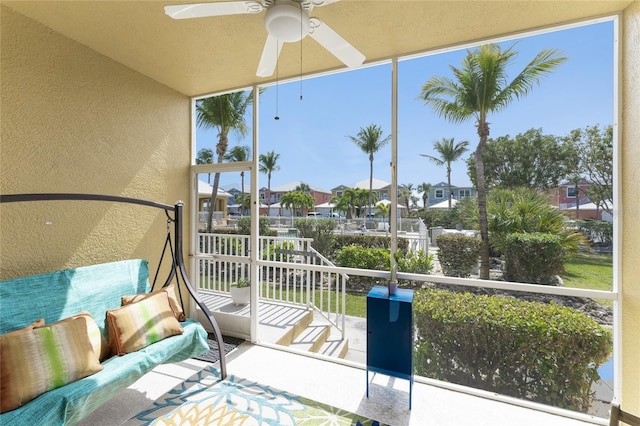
[421,137,469,209]
[347,124,391,219]
[224,145,251,215]
[419,43,566,279]
[564,124,613,216]
[259,150,280,215]
[331,188,358,219]
[196,91,254,231]
[399,184,413,213]
[196,148,214,183]
[417,182,432,209]
[466,128,578,191]
[281,191,314,217]
[295,182,312,194]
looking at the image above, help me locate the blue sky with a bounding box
[196,19,614,194]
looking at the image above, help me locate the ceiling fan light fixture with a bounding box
[264,1,310,43]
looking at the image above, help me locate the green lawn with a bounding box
[561,251,613,291]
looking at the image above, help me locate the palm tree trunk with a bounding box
[447,164,452,209]
[207,133,228,232]
[476,121,491,280]
[266,173,272,217]
[368,156,374,220]
[207,168,222,233]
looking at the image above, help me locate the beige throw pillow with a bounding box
[121,284,185,322]
[107,291,183,355]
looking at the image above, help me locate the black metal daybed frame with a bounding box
[0,192,228,379]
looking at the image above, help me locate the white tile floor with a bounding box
[80,342,608,426]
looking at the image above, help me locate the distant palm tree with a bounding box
[419,43,566,279]
[196,91,254,231]
[417,182,432,209]
[420,137,469,209]
[399,185,412,213]
[347,124,391,219]
[281,191,314,217]
[196,148,214,183]
[332,188,357,219]
[224,145,250,215]
[259,150,280,215]
[295,182,312,194]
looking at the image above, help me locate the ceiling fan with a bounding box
[164,0,366,78]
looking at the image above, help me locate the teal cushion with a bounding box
[0,319,209,425]
[0,259,150,336]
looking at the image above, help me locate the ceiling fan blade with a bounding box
[308,18,365,68]
[164,1,264,20]
[256,34,283,77]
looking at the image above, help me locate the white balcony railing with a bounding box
[195,233,348,336]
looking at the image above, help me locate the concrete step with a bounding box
[285,318,349,359]
[289,321,331,353]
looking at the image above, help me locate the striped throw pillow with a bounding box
[0,316,103,413]
[121,284,185,322]
[106,291,183,355]
[46,311,110,361]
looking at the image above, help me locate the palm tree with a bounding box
[399,185,412,214]
[347,124,391,219]
[281,191,314,217]
[332,188,357,219]
[421,137,469,209]
[224,145,250,215]
[196,148,214,183]
[259,150,280,215]
[196,91,254,231]
[417,182,432,209]
[295,182,312,194]
[419,43,566,279]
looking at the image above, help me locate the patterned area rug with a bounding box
[126,365,384,425]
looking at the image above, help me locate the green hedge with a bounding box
[330,234,408,260]
[503,232,564,284]
[435,234,481,277]
[237,217,272,236]
[414,289,612,412]
[336,245,390,272]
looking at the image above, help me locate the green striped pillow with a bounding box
[0,316,103,413]
[106,291,183,355]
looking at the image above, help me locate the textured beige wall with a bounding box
[622,1,640,416]
[0,7,191,281]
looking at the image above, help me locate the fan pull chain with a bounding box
[299,3,303,101]
[275,40,280,120]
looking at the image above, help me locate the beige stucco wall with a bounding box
[622,1,640,416]
[0,7,191,282]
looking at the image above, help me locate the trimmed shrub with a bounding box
[503,232,564,284]
[294,218,336,257]
[335,245,390,288]
[237,217,272,236]
[396,250,434,276]
[414,289,612,412]
[435,234,481,277]
[331,234,408,260]
[336,245,390,271]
